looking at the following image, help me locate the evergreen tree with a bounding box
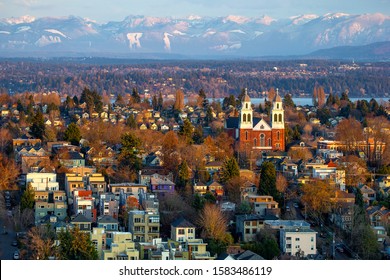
[64,123,81,146]
[158,92,163,111]
[152,95,158,110]
[21,182,35,212]
[30,110,45,140]
[118,132,142,171]
[283,93,295,108]
[179,119,194,144]
[258,162,279,200]
[126,114,137,129]
[57,226,98,260]
[177,160,190,189]
[131,87,141,103]
[220,157,240,184]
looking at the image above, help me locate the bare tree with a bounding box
[197,203,228,242]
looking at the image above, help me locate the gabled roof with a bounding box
[71,213,91,223]
[253,118,271,131]
[233,250,265,260]
[171,217,195,228]
[97,215,119,224]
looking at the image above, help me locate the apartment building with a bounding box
[128,209,160,242]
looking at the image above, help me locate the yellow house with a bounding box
[187,239,215,260]
[90,227,106,260]
[103,232,139,260]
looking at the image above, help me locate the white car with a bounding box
[13,251,20,260]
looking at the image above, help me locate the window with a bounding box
[188,228,194,234]
[295,238,300,241]
[268,138,271,146]
[245,228,250,234]
[295,245,300,249]
[311,237,314,242]
[243,114,246,122]
[178,229,185,235]
[279,114,282,122]
[245,131,248,140]
[274,114,277,122]
[149,216,159,223]
[277,103,279,109]
[246,103,248,109]
[247,114,251,122]
[134,218,142,223]
[260,134,265,146]
[277,131,280,140]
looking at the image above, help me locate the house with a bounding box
[73,190,96,222]
[99,193,119,218]
[242,194,280,217]
[90,227,106,260]
[97,215,120,247]
[193,181,208,195]
[359,185,376,205]
[186,239,215,260]
[378,176,390,189]
[171,217,196,243]
[128,209,160,242]
[366,206,390,227]
[205,161,223,176]
[280,228,317,257]
[87,173,106,198]
[71,213,92,233]
[208,181,224,197]
[217,250,264,260]
[150,175,175,194]
[65,173,84,199]
[58,151,85,168]
[103,232,139,260]
[21,154,52,174]
[138,169,173,186]
[34,195,67,225]
[26,173,59,191]
[236,214,278,242]
[109,183,147,202]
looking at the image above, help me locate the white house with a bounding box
[26,172,59,191]
[280,228,317,257]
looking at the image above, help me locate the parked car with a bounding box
[12,240,18,247]
[13,251,20,260]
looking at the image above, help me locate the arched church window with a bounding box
[274,114,277,122]
[246,103,248,109]
[245,131,248,140]
[277,131,280,140]
[247,114,251,122]
[268,138,271,146]
[277,103,279,109]
[279,114,282,122]
[260,134,265,146]
[243,114,246,122]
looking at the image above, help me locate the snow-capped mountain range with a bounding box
[0,13,389,57]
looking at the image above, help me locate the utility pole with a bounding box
[332,232,336,259]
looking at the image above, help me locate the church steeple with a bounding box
[271,88,284,129]
[240,88,253,129]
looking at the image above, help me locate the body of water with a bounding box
[208,97,388,107]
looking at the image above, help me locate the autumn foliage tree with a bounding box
[301,180,335,221]
[0,155,19,191]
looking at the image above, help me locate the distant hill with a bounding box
[307,41,390,61]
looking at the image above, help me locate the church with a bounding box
[225,90,285,152]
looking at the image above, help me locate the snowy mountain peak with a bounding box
[3,15,36,25]
[223,15,250,24]
[290,14,319,25]
[321,13,350,20]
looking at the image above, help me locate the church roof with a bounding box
[243,93,251,102]
[274,93,282,103]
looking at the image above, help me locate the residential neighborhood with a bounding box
[0,81,390,261]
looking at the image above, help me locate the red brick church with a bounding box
[225,90,285,152]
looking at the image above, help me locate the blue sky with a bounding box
[1,0,389,22]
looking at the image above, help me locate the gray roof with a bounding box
[97,215,119,224]
[71,213,91,223]
[233,250,265,260]
[171,217,195,228]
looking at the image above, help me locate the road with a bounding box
[0,212,18,260]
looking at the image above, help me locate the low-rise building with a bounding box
[171,217,196,243]
[280,228,317,257]
[103,232,139,260]
[128,209,160,242]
